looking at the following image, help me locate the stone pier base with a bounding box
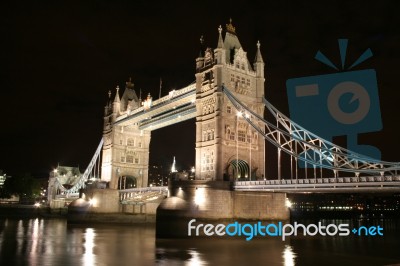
[67,188,160,224]
[156,180,290,238]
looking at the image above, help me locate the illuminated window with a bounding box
[205,152,214,171]
[202,153,206,171]
[127,138,134,146]
[126,155,134,163]
[238,130,246,142]
[229,132,235,141]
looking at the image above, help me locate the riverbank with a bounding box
[67,212,156,224]
[0,204,67,219]
[0,204,157,224]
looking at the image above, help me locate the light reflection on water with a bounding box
[283,245,296,266]
[83,228,95,266]
[0,218,399,265]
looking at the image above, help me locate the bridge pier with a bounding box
[156,180,290,238]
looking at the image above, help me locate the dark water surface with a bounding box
[0,218,399,266]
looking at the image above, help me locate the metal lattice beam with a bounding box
[222,86,400,176]
[54,139,104,194]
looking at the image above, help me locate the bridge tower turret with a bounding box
[195,20,265,181]
[112,86,121,122]
[101,79,150,189]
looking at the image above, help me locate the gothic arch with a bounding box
[118,175,137,190]
[225,159,249,181]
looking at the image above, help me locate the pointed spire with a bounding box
[198,35,205,57]
[255,40,264,63]
[159,77,162,99]
[106,90,112,108]
[217,25,224,48]
[113,86,120,103]
[226,18,236,35]
[126,77,134,90]
[171,156,177,173]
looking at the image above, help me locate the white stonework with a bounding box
[195,21,265,181]
[101,21,266,187]
[102,80,150,189]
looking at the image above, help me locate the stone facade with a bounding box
[156,180,290,238]
[163,180,289,220]
[195,22,265,181]
[102,79,150,189]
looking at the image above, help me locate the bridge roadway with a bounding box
[56,175,400,204]
[118,176,400,203]
[114,83,196,130]
[234,176,400,193]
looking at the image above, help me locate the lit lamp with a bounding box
[236,111,242,180]
[191,166,195,179]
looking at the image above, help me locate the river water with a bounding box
[0,218,399,266]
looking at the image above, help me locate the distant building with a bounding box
[290,194,400,216]
[0,170,8,187]
[148,165,169,187]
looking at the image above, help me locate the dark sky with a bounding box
[1,0,400,177]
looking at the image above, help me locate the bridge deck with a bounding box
[234,176,400,193]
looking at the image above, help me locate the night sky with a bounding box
[1,0,400,178]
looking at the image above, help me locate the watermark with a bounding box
[188,219,383,241]
[286,39,382,163]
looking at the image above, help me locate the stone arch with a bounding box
[226,159,249,181]
[118,175,137,190]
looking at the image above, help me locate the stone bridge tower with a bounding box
[101,79,150,189]
[195,20,265,181]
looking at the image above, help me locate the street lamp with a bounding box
[245,113,252,180]
[236,111,242,180]
[191,166,195,180]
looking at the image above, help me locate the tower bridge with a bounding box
[50,20,400,220]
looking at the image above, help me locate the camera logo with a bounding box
[286,39,382,165]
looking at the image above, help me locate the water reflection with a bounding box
[0,218,399,265]
[283,245,296,266]
[29,218,40,265]
[155,237,286,265]
[83,228,96,266]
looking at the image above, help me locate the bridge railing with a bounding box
[235,176,400,186]
[152,83,196,106]
[234,176,400,192]
[119,186,168,202]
